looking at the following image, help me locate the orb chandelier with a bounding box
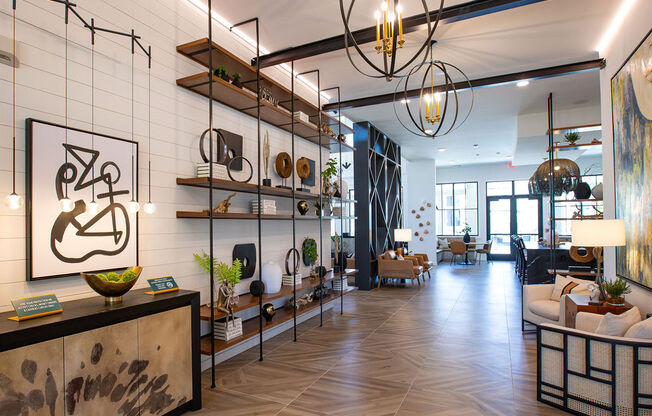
[393,51,474,138]
[528,158,580,196]
[339,0,444,81]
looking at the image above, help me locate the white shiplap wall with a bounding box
[0,0,331,311]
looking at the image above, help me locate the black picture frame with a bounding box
[25,118,139,281]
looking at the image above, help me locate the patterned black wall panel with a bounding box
[353,122,402,290]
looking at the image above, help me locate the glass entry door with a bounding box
[486,183,542,260]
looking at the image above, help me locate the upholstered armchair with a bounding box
[537,317,652,415]
[411,253,433,281]
[377,250,423,288]
[522,283,567,331]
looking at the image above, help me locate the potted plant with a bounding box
[564,130,580,145]
[461,223,472,243]
[194,251,242,322]
[601,278,631,305]
[232,72,243,88]
[321,157,339,211]
[331,233,341,272]
[214,66,229,82]
[302,238,318,268]
[313,200,330,217]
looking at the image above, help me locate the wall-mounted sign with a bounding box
[26,119,138,281]
[145,276,179,295]
[9,294,62,321]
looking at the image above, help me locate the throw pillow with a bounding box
[624,316,652,339]
[550,274,593,301]
[397,254,405,260]
[438,238,449,249]
[596,307,641,337]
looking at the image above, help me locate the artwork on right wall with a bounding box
[611,28,652,290]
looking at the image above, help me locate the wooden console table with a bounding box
[0,288,201,415]
[565,293,633,328]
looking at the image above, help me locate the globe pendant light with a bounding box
[393,46,474,138]
[59,6,72,213]
[129,32,140,214]
[87,18,99,217]
[143,46,155,215]
[340,0,444,81]
[528,149,580,196]
[5,2,23,210]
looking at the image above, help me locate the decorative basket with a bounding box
[81,266,142,305]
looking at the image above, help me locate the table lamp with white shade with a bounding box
[394,228,412,256]
[571,219,626,300]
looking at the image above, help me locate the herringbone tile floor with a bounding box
[197,262,568,415]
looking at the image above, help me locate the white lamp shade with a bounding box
[394,228,412,242]
[571,219,626,247]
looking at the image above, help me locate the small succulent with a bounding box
[564,131,581,144]
[214,66,228,80]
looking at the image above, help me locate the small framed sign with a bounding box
[145,276,179,295]
[9,294,63,321]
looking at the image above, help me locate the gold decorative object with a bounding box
[216,283,238,323]
[419,237,424,241]
[419,206,424,211]
[411,209,416,214]
[419,223,423,227]
[424,229,430,234]
[426,221,431,225]
[416,214,421,219]
[426,202,432,207]
[263,130,270,181]
[414,231,419,236]
[214,192,236,214]
[81,266,142,304]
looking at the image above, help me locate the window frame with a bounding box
[435,181,479,236]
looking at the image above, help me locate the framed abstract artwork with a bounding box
[26,119,139,281]
[611,28,652,290]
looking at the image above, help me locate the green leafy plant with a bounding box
[214,66,228,80]
[321,157,338,183]
[302,238,318,265]
[194,251,242,287]
[601,278,631,298]
[564,131,580,144]
[121,270,137,282]
[232,72,241,81]
[106,272,121,282]
[461,223,472,234]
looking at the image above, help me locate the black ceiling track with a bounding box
[323,58,605,111]
[252,0,545,68]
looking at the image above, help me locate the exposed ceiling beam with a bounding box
[322,59,605,111]
[252,0,546,68]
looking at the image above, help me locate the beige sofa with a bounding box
[537,313,652,415]
[522,283,568,331]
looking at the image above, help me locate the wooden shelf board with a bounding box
[176,72,327,148]
[547,123,601,134]
[176,211,296,220]
[547,141,602,151]
[176,177,319,200]
[199,287,356,354]
[177,38,319,118]
[199,270,357,321]
[550,199,603,203]
[551,217,603,221]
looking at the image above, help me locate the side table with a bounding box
[564,294,633,328]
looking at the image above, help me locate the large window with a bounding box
[435,182,478,236]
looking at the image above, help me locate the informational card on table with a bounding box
[145,276,179,295]
[9,294,63,321]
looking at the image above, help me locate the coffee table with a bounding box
[564,294,633,328]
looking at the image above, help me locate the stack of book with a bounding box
[251,200,276,215]
[293,111,309,123]
[282,273,302,287]
[196,163,228,180]
[213,317,243,341]
[332,278,348,291]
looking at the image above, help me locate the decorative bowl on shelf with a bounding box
[81,266,142,305]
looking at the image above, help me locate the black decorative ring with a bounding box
[285,248,300,275]
[227,156,253,183]
[199,128,228,164]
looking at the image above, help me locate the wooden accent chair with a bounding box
[412,253,433,281]
[377,250,423,287]
[449,241,467,264]
[475,240,493,263]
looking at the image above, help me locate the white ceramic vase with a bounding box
[261,260,282,294]
[591,183,603,200]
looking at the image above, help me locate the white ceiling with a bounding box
[208,0,618,164]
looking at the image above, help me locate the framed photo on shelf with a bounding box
[26,119,139,281]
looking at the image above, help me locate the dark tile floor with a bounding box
[196,261,568,415]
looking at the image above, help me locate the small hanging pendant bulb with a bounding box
[143,201,156,214]
[59,197,74,213]
[87,200,99,215]
[128,199,141,214]
[5,192,23,210]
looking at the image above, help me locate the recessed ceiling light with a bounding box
[476,153,480,156]
[438,148,446,152]
[400,99,410,104]
[473,144,479,148]
[516,80,529,87]
[505,155,512,159]
[496,151,501,155]
[448,160,455,164]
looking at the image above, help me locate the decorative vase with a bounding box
[574,182,592,200]
[81,267,142,305]
[340,179,349,200]
[262,178,272,187]
[262,303,275,323]
[297,200,309,215]
[232,78,243,89]
[591,183,603,200]
[463,232,470,243]
[261,260,282,294]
